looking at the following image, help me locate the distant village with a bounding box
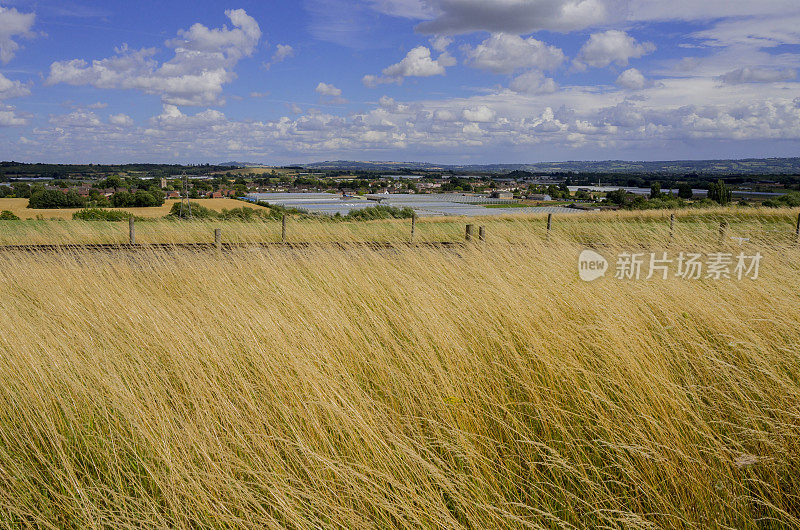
[1,162,798,212]
[2,168,574,203]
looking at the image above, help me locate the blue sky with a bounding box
[0,0,799,164]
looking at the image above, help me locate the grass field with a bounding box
[0,209,799,527]
[0,205,796,247]
[0,197,268,220]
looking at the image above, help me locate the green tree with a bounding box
[605,189,629,206]
[100,175,124,189]
[650,181,661,199]
[132,189,159,207]
[87,190,111,208]
[677,182,693,199]
[708,180,732,205]
[111,189,165,207]
[148,188,166,206]
[28,189,87,209]
[12,182,30,198]
[111,191,134,207]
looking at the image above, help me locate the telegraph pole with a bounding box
[179,172,192,219]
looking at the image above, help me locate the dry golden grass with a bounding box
[0,205,796,248]
[0,198,268,220]
[0,210,798,528]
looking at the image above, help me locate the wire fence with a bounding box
[0,210,797,251]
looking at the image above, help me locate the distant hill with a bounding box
[218,161,268,168]
[301,158,800,175]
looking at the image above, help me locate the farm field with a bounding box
[0,197,268,220]
[214,166,285,176]
[0,208,799,528]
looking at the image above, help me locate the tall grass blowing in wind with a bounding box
[0,208,798,528]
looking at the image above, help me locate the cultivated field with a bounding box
[0,209,798,528]
[213,167,287,176]
[0,198,268,220]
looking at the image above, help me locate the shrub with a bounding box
[344,205,415,221]
[72,208,133,221]
[254,201,308,219]
[763,192,800,208]
[634,196,686,210]
[0,210,20,220]
[219,207,266,221]
[165,204,269,222]
[691,198,718,208]
[167,201,218,219]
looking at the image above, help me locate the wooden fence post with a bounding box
[719,220,728,244]
[129,217,135,245]
[669,213,675,240]
[795,212,800,243]
[214,228,221,251]
[411,213,416,244]
[478,225,486,242]
[547,213,553,240]
[465,224,474,242]
[281,214,287,243]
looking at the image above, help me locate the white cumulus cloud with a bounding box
[49,110,101,128]
[272,44,295,62]
[363,46,455,86]
[430,35,453,52]
[109,113,133,126]
[509,70,558,94]
[46,9,261,106]
[0,104,27,126]
[616,68,650,89]
[0,72,30,99]
[263,44,295,70]
[0,5,36,64]
[463,33,565,74]
[575,30,655,69]
[462,105,496,122]
[316,82,342,96]
[149,104,227,129]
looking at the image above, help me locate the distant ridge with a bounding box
[292,158,800,175]
[219,161,268,167]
